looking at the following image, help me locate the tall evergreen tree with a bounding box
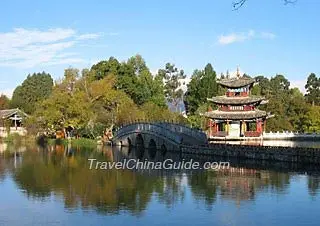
[184,63,218,115]
[11,72,54,114]
[158,63,186,112]
[305,73,320,106]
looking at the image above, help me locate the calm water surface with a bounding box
[1,143,320,226]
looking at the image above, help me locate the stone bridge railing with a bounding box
[157,122,207,144]
[113,123,183,145]
[113,122,208,145]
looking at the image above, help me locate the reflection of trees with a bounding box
[153,175,185,208]
[0,151,17,183]
[188,168,291,206]
[189,172,218,209]
[308,176,320,196]
[0,158,5,182]
[260,171,290,193]
[7,143,319,215]
[12,145,186,215]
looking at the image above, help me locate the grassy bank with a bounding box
[47,138,99,147]
[1,133,101,149]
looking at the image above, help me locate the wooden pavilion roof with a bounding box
[207,96,265,105]
[204,109,268,120]
[0,108,29,119]
[218,77,256,88]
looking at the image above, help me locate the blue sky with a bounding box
[1,0,319,96]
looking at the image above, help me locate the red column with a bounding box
[208,119,212,137]
[256,120,262,133]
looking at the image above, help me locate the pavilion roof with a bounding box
[218,77,255,88]
[207,96,265,105]
[0,108,29,119]
[204,109,268,120]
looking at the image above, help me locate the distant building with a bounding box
[0,108,28,137]
[204,69,273,139]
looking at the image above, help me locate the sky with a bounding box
[1,0,320,97]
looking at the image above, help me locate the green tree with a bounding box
[90,57,121,80]
[11,72,53,114]
[251,76,270,96]
[158,63,186,112]
[269,74,290,96]
[184,63,218,115]
[90,55,166,107]
[305,106,320,132]
[140,101,184,122]
[286,88,310,132]
[187,103,210,129]
[122,55,166,106]
[35,87,92,131]
[88,76,143,126]
[252,74,298,132]
[0,94,10,110]
[305,73,320,106]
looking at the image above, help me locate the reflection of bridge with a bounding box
[112,122,208,152]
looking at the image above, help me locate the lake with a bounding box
[1,143,320,226]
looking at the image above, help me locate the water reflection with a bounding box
[308,176,320,197]
[0,143,320,219]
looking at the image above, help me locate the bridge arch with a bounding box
[148,139,157,160]
[161,144,167,156]
[135,134,145,159]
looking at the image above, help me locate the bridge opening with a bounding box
[127,138,132,146]
[135,134,145,160]
[148,139,157,160]
[161,144,167,157]
[127,138,132,154]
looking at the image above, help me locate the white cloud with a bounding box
[0,28,104,68]
[260,32,276,40]
[76,33,101,40]
[0,28,76,48]
[218,30,275,45]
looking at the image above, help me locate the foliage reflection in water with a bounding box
[1,143,320,226]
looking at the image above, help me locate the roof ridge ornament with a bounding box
[236,66,240,78]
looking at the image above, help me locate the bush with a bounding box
[5,133,23,144]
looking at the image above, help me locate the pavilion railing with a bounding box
[244,131,262,137]
[210,131,228,137]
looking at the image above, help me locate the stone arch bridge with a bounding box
[112,122,208,153]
